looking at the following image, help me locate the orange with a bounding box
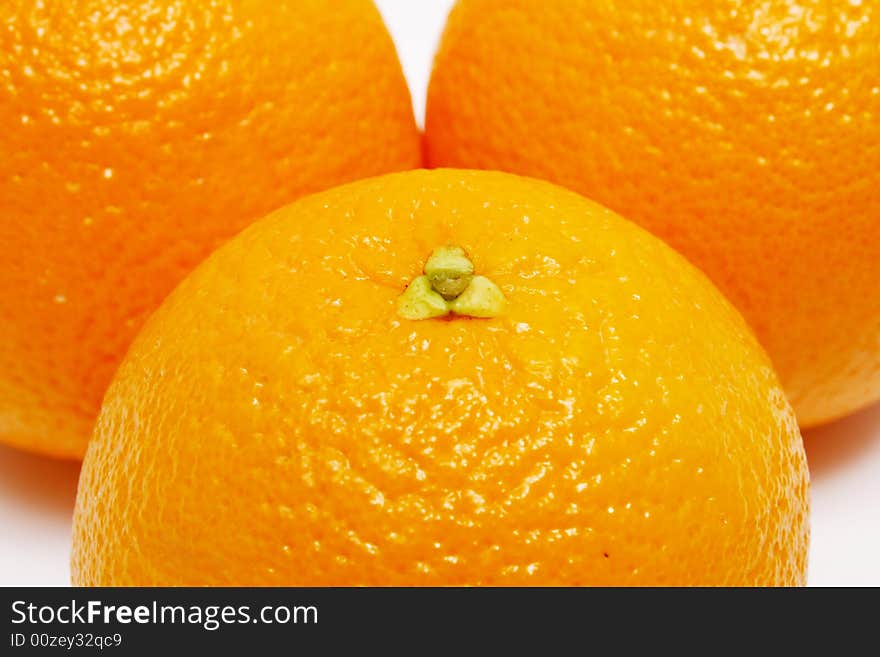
[425,0,880,427]
[0,0,420,460]
[71,170,809,586]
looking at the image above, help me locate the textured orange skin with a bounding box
[425,0,880,427]
[72,170,809,586]
[0,0,420,459]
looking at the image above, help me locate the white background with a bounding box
[1,0,878,587]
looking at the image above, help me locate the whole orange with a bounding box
[72,170,809,586]
[425,0,880,427]
[0,0,420,459]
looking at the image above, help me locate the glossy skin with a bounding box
[425,0,880,427]
[0,0,420,459]
[72,170,809,586]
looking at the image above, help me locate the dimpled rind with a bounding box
[425,0,880,427]
[71,170,809,586]
[0,0,420,459]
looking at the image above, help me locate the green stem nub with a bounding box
[397,245,506,321]
[425,245,474,300]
